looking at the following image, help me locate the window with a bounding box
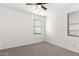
[68,10,79,37]
[34,19,42,34]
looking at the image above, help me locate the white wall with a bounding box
[0,5,45,50]
[46,4,79,53]
[0,3,47,16]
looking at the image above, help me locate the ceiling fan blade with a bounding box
[26,3,36,5]
[41,5,47,10]
[26,3,48,5]
[37,3,47,5]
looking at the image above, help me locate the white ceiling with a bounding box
[0,3,74,16]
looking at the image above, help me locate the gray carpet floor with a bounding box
[0,42,79,56]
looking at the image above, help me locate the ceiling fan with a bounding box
[26,3,47,10]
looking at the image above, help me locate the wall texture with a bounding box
[0,5,45,50]
[46,4,79,53]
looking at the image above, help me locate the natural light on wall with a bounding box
[46,12,55,34]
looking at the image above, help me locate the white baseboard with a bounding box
[46,41,79,54]
[0,40,45,51]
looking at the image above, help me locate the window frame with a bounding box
[34,19,42,34]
